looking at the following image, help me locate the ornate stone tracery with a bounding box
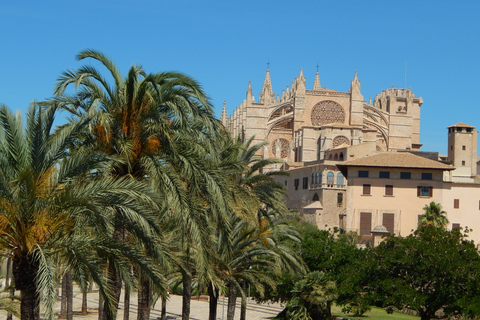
[311,100,345,126]
[333,136,350,148]
[272,138,290,159]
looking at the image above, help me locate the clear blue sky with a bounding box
[1,1,479,154]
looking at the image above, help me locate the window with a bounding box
[450,145,453,150]
[284,180,287,186]
[337,173,344,186]
[327,172,334,186]
[417,186,433,197]
[358,170,369,178]
[311,173,315,184]
[385,185,393,196]
[360,212,372,236]
[421,173,433,180]
[454,199,460,209]
[462,145,466,150]
[467,128,472,133]
[379,171,390,179]
[312,193,319,201]
[362,184,371,195]
[337,193,343,206]
[462,161,466,166]
[294,179,299,190]
[452,223,461,229]
[302,177,308,189]
[400,172,411,179]
[383,213,395,234]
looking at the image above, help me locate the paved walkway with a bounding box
[42,288,284,320]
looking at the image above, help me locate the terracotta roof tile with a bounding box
[337,152,454,170]
[447,122,475,129]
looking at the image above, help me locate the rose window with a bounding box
[311,100,345,126]
[332,136,350,148]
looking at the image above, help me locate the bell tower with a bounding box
[447,123,478,178]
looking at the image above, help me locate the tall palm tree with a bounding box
[54,49,223,320]
[418,202,449,230]
[0,104,162,320]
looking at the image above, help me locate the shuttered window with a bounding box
[454,199,460,209]
[383,213,395,234]
[452,223,461,229]
[417,186,433,197]
[360,212,372,236]
[385,185,393,196]
[363,184,371,195]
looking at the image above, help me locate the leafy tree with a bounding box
[418,201,449,230]
[359,227,480,320]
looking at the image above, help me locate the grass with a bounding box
[331,305,420,320]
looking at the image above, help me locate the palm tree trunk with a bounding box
[181,270,192,320]
[240,281,247,320]
[65,271,73,320]
[101,213,125,320]
[82,289,88,315]
[101,261,122,320]
[5,257,12,320]
[137,278,151,320]
[60,273,67,318]
[226,281,237,320]
[13,255,39,320]
[161,295,167,320]
[123,286,130,320]
[208,283,219,320]
[98,290,104,320]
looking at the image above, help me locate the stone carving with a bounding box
[333,136,350,148]
[272,138,290,159]
[311,100,346,126]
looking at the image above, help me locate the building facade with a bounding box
[223,70,480,245]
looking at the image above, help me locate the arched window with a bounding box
[337,173,344,186]
[334,153,339,160]
[313,193,319,201]
[339,152,344,161]
[329,154,333,160]
[327,172,334,187]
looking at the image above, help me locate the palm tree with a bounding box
[285,271,338,320]
[0,104,163,320]
[54,49,222,320]
[418,202,449,230]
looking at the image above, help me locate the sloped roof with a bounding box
[336,152,453,177]
[447,122,475,129]
[303,201,323,210]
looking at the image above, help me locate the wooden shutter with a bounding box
[383,213,395,234]
[417,186,421,197]
[360,212,372,236]
[385,185,393,196]
[454,199,460,209]
[363,184,371,195]
[429,187,433,197]
[452,223,461,229]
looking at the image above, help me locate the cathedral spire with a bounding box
[259,68,274,104]
[220,101,227,126]
[246,80,252,102]
[350,70,362,98]
[298,68,305,80]
[313,71,321,90]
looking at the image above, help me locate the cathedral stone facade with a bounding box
[221,69,423,166]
